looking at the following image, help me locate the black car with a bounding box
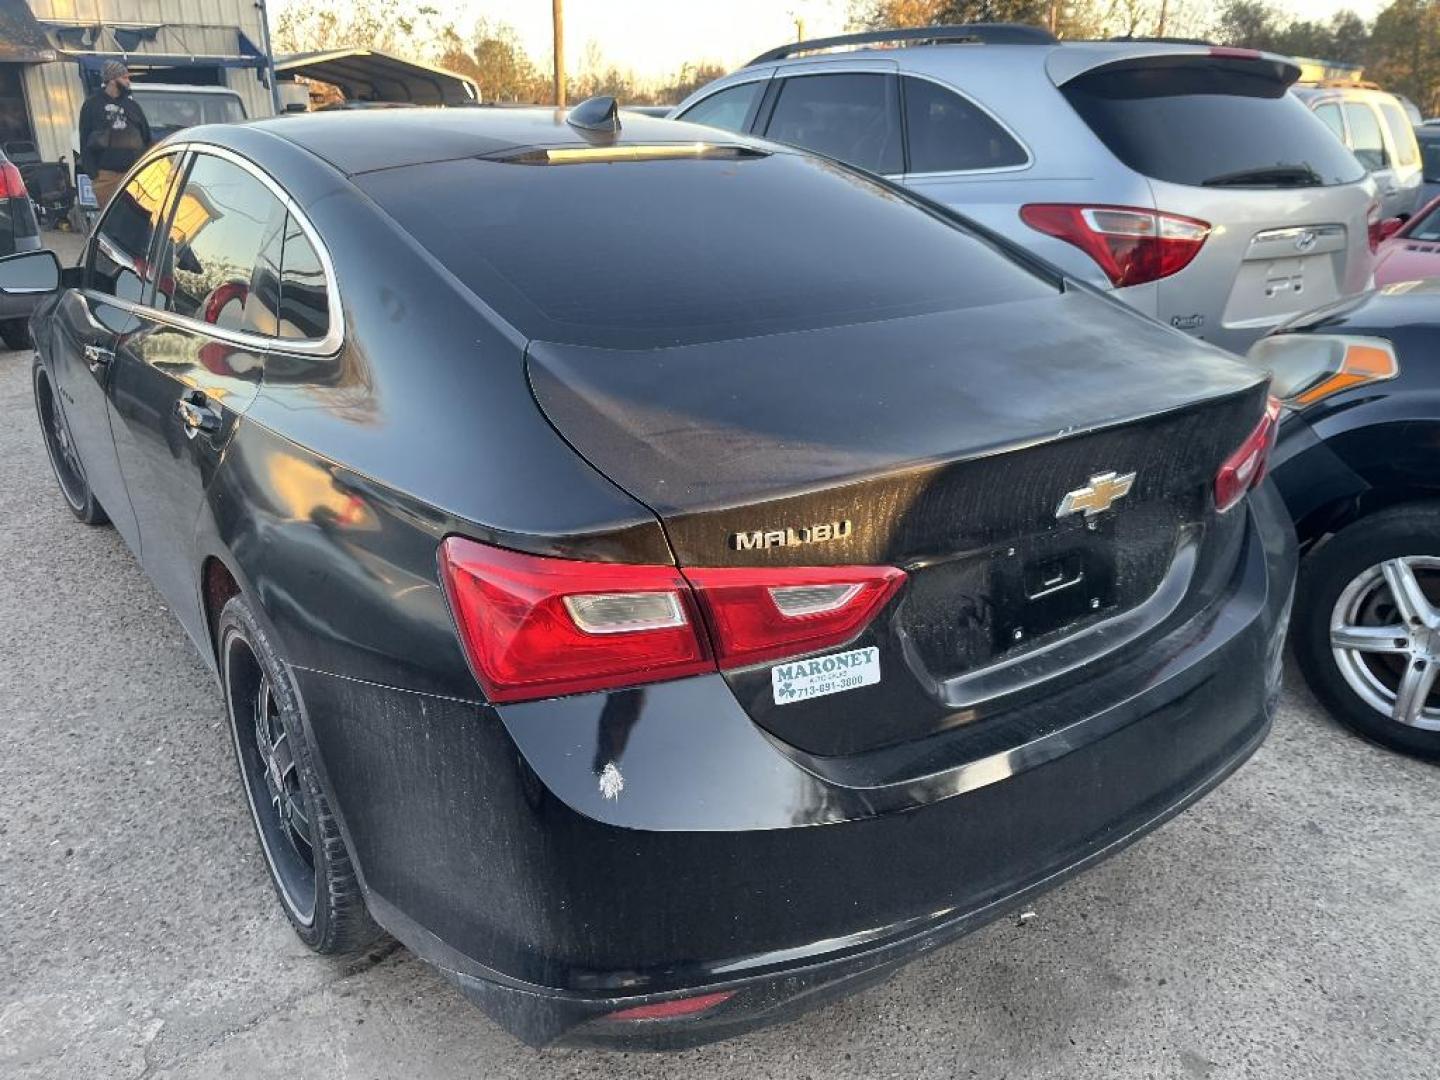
[0,146,43,348]
[13,103,1295,1048]
[1257,285,1440,758]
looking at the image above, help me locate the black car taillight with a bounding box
[1214,397,1281,513]
[439,536,906,703]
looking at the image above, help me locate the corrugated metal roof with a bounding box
[276,50,478,107]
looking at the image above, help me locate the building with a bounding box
[0,0,276,167]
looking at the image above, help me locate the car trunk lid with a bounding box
[527,289,1270,756]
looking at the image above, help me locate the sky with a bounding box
[273,0,1392,83]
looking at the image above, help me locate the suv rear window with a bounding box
[1062,59,1366,188]
[359,150,1055,348]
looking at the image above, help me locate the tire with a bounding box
[1292,503,1440,760]
[32,356,108,525]
[218,594,383,953]
[2,318,32,350]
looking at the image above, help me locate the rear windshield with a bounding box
[134,91,245,136]
[359,150,1056,348]
[1062,59,1367,188]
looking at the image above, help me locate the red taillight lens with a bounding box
[1367,201,1384,253]
[683,565,906,669]
[1020,204,1210,288]
[605,991,735,1022]
[438,537,712,703]
[1214,396,1282,513]
[439,537,906,702]
[0,162,27,199]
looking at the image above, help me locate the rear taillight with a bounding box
[439,537,906,703]
[1214,396,1282,513]
[0,162,26,199]
[1368,202,1383,253]
[1019,204,1210,288]
[438,537,712,703]
[684,565,905,668]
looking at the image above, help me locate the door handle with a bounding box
[175,389,222,437]
[83,343,113,371]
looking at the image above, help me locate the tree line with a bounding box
[853,1,1440,113]
[275,0,1440,114]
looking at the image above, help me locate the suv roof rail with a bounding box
[745,23,1057,67]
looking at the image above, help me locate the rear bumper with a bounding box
[294,484,1296,1048]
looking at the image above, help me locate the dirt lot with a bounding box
[2,229,1437,1079]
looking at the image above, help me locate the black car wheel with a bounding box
[32,357,107,525]
[219,595,382,952]
[2,318,32,350]
[1294,503,1440,759]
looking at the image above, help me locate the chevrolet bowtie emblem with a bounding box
[1056,471,1136,518]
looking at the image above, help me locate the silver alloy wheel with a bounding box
[1330,556,1440,731]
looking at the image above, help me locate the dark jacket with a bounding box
[79,89,152,177]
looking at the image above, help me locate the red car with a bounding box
[1374,195,1440,287]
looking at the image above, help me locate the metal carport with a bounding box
[275,50,478,107]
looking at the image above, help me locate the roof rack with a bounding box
[1302,77,1381,89]
[745,23,1057,67]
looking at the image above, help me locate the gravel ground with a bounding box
[2,231,1437,1079]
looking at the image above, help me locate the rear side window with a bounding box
[1313,102,1345,141]
[278,217,330,341]
[1379,101,1419,166]
[678,81,764,133]
[153,153,286,335]
[1343,102,1388,170]
[902,77,1027,172]
[764,73,903,175]
[88,152,183,302]
[1062,60,1367,187]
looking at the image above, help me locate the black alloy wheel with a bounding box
[32,357,107,525]
[219,595,382,952]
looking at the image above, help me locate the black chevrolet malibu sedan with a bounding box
[13,104,1295,1047]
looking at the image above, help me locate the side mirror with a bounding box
[0,248,60,295]
[1379,217,1405,242]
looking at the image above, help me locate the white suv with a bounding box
[674,25,1381,354]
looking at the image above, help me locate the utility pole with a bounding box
[1156,0,1169,37]
[254,0,282,116]
[552,0,565,107]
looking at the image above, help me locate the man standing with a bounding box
[78,61,152,208]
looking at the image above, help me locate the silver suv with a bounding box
[673,26,1379,354]
[1291,83,1422,219]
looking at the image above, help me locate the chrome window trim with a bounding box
[82,141,345,358]
[896,71,1034,179]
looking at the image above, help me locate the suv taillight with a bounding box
[1020,204,1211,288]
[439,536,906,703]
[1214,397,1281,513]
[0,162,26,199]
[1367,201,1383,253]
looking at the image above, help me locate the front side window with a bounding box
[902,77,1027,173]
[87,152,183,302]
[764,73,903,175]
[1379,101,1419,166]
[678,81,764,133]
[152,153,286,335]
[1344,102,1389,170]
